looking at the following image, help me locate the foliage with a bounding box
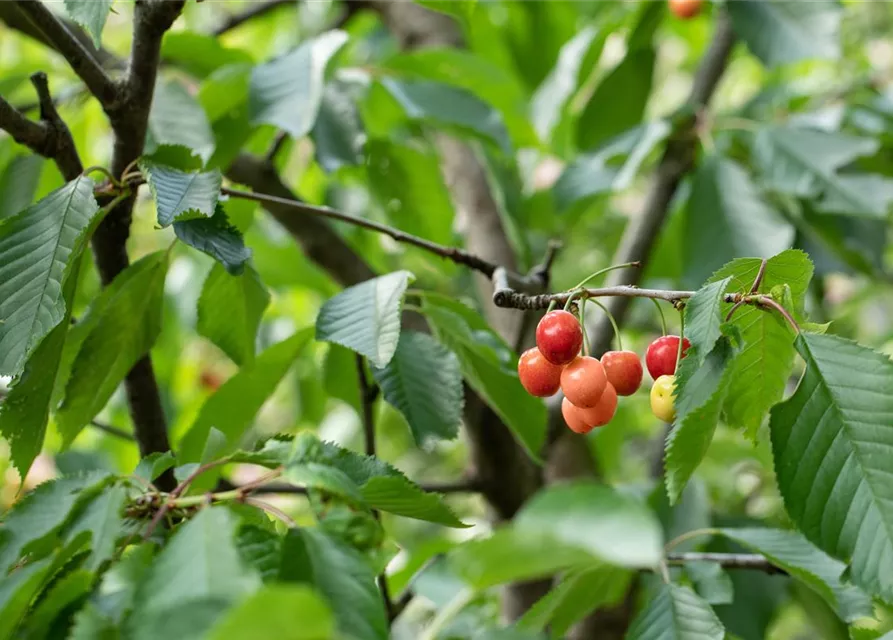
[2,1,893,639]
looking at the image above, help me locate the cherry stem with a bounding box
[82,165,120,187]
[749,259,768,294]
[571,261,642,290]
[753,295,801,335]
[547,300,558,313]
[589,299,623,351]
[580,300,590,355]
[563,289,582,312]
[675,307,685,374]
[651,298,668,336]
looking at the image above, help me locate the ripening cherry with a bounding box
[562,397,594,434]
[560,356,607,408]
[536,310,583,365]
[601,350,643,396]
[577,382,618,427]
[518,348,564,397]
[645,335,691,380]
[669,0,702,19]
[650,375,677,423]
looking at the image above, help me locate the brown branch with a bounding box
[90,420,134,442]
[221,186,504,278]
[11,0,118,107]
[0,94,49,151]
[212,0,294,36]
[666,552,787,575]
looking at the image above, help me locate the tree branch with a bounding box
[0,94,49,151]
[11,0,118,107]
[212,0,294,36]
[666,552,787,575]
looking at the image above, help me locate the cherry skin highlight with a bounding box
[601,350,643,396]
[536,310,583,365]
[517,348,564,397]
[651,375,677,423]
[578,383,618,427]
[562,397,594,434]
[560,356,608,408]
[645,335,691,380]
[669,0,702,19]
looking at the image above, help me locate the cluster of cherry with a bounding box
[518,310,689,433]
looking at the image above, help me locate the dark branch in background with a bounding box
[12,1,118,106]
[355,355,395,623]
[212,0,294,36]
[88,420,134,442]
[666,552,787,575]
[0,73,83,180]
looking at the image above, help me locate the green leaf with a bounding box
[146,79,216,164]
[56,251,170,446]
[65,483,127,571]
[63,0,112,48]
[576,47,655,152]
[0,176,99,375]
[365,140,455,246]
[361,476,468,528]
[684,277,732,363]
[685,561,734,606]
[315,271,414,369]
[173,204,251,275]
[380,78,512,153]
[285,463,367,506]
[718,528,872,622]
[133,451,176,483]
[0,555,56,639]
[0,255,80,477]
[624,583,724,640]
[530,26,600,143]
[178,329,313,462]
[160,32,254,78]
[249,31,349,138]
[199,63,252,123]
[384,48,535,147]
[142,162,222,227]
[709,250,813,437]
[422,302,546,461]
[24,568,93,639]
[515,481,663,568]
[519,564,631,636]
[0,154,44,221]
[207,585,335,639]
[370,331,463,445]
[753,127,889,218]
[449,528,594,589]
[280,528,388,640]
[415,0,477,22]
[288,433,467,527]
[770,333,893,602]
[312,78,366,172]
[0,471,109,573]
[665,338,737,503]
[235,525,281,582]
[554,122,670,211]
[197,263,270,366]
[684,155,794,288]
[726,0,841,68]
[126,507,261,640]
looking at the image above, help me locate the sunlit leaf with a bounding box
[146,79,216,163]
[63,0,113,48]
[625,583,724,640]
[142,162,222,227]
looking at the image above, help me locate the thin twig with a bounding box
[212,0,294,36]
[90,420,134,441]
[666,552,787,575]
[221,186,503,278]
[750,259,768,294]
[12,0,118,107]
[264,132,289,165]
[493,283,734,310]
[753,296,801,334]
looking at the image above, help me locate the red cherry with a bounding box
[669,0,702,19]
[517,348,563,397]
[562,398,594,434]
[645,335,691,380]
[602,350,643,396]
[577,383,618,427]
[560,356,607,408]
[536,310,583,365]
